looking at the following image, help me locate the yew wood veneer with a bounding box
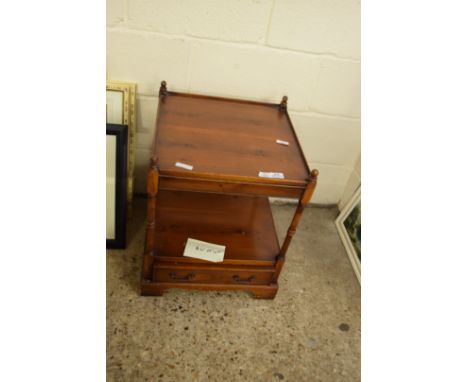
[141,81,319,299]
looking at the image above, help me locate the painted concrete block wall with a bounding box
[338,155,361,211]
[107,0,361,204]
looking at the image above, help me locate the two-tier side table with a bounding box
[141,81,319,299]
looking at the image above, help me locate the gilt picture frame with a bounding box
[106,80,136,216]
[335,186,361,283]
[106,124,128,249]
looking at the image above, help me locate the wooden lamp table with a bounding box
[141,81,319,299]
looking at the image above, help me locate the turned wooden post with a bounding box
[142,156,160,282]
[273,169,319,282]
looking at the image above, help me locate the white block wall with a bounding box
[338,155,361,211]
[107,0,361,204]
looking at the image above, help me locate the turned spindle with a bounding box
[273,169,319,282]
[142,157,160,281]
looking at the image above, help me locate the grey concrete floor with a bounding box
[107,197,360,382]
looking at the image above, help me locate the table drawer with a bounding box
[153,266,274,285]
[159,175,304,198]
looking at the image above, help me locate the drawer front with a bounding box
[158,175,304,199]
[153,266,273,286]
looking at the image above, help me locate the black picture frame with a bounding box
[106,124,128,249]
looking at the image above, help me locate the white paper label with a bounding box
[276,139,290,146]
[175,162,193,171]
[258,171,285,179]
[183,238,225,262]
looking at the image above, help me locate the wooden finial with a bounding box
[159,81,167,97]
[150,156,159,168]
[280,95,288,111]
[311,169,319,182]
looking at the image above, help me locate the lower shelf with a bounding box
[153,190,280,266]
[142,190,281,298]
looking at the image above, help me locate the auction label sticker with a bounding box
[175,162,193,170]
[183,238,225,262]
[258,171,285,179]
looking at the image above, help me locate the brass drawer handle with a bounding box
[169,272,195,282]
[232,275,256,284]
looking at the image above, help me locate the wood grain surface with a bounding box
[153,190,280,266]
[153,91,310,186]
[142,83,318,299]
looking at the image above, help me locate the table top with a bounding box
[152,87,311,188]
